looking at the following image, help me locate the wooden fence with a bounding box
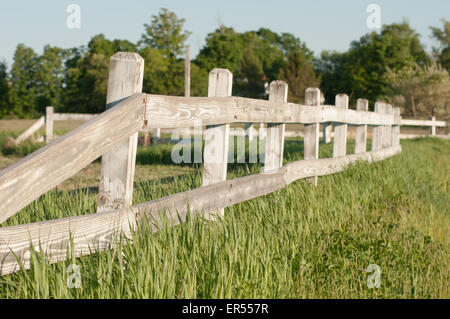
[0,51,434,276]
[14,107,447,146]
[14,116,45,144]
[12,70,447,147]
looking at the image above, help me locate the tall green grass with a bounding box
[0,138,448,298]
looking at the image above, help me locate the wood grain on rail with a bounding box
[145,94,400,128]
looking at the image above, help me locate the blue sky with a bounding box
[0,0,448,67]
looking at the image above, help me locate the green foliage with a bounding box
[8,44,67,117]
[196,27,316,98]
[196,27,245,75]
[35,45,66,114]
[236,40,266,98]
[9,44,39,118]
[315,50,352,105]
[140,47,171,94]
[430,19,450,71]
[278,50,320,103]
[139,47,181,96]
[88,34,137,58]
[63,51,109,114]
[63,34,137,114]
[384,61,450,119]
[190,62,209,97]
[139,46,207,97]
[140,8,191,59]
[0,131,45,157]
[0,61,10,117]
[316,22,429,106]
[138,9,205,96]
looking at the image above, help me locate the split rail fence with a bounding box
[0,51,422,276]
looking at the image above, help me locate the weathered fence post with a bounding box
[333,94,349,157]
[143,132,151,146]
[45,106,54,144]
[430,116,436,136]
[248,123,257,163]
[203,68,233,217]
[392,107,401,146]
[304,88,320,186]
[245,123,255,142]
[382,104,392,148]
[264,81,288,172]
[185,45,190,97]
[97,52,144,213]
[153,128,161,145]
[323,123,332,144]
[355,99,368,154]
[319,92,332,143]
[372,102,384,151]
[259,123,266,163]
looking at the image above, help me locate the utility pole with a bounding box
[185,45,191,97]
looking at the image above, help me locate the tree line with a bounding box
[0,9,449,119]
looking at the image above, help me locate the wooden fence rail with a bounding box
[14,116,45,144]
[15,107,446,145]
[0,51,443,276]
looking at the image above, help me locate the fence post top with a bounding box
[111,52,144,63]
[335,93,349,108]
[384,104,392,113]
[356,98,369,111]
[269,80,288,103]
[392,107,401,116]
[208,68,233,97]
[209,68,232,76]
[374,101,386,113]
[270,80,288,87]
[305,87,320,94]
[305,87,321,106]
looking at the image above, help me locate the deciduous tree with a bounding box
[140,8,191,59]
[279,50,320,103]
[384,61,450,119]
[0,61,10,118]
[316,21,429,107]
[430,19,450,71]
[9,44,38,117]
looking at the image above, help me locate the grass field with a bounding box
[0,127,448,298]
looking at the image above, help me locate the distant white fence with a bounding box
[399,117,448,139]
[12,112,98,144]
[14,116,45,144]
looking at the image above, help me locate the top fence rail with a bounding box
[143,94,400,128]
